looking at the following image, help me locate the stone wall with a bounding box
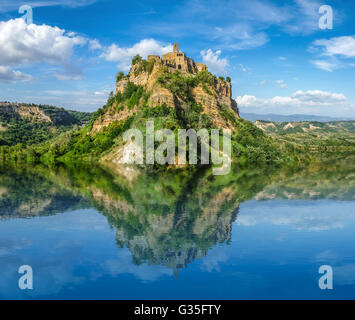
[161,43,208,74]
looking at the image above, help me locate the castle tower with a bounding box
[173,43,179,53]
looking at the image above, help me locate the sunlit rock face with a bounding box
[92,43,239,133]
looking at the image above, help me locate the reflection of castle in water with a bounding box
[115,207,239,274]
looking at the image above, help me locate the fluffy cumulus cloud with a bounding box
[292,90,346,103]
[0,19,86,81]
[100,39,172,72]
[200,49,228,75]
[0,19,86,66]
[236,90,353,115]
[237,90,347,108]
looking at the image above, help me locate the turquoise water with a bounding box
[0,162,354,299]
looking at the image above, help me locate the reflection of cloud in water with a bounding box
[201,246,229,272]
[102,249,172,282]
[0,239,86,299]
[238,200,355,231]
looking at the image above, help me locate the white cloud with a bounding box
[201,49,228,75]
[0,18,86,81]
[89,39,103,51]
[237,90,347,108]
[236,90,353,115]
[0,19,86,66]
[311,60,339,72]
[312,36,355,58]
[310,36,355,72]
[100,39,172,72]
[293,90,346,103]
[0,66,33,82]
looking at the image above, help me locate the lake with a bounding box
[0,159,354,299]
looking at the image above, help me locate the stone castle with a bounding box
[148,43,208,74]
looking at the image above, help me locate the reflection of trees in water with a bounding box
[255,157,355,201]
[1,157,354,271]
[0,166,89,218]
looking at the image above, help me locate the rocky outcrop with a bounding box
[0,103,52,123]
[92,50,240,132]
[0,102,89,126]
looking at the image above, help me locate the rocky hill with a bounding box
[91,53,239,133]
[0,102,92,146]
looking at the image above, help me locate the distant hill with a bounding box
[0,102,92,146]
[254,120,355,135]
[240,112,354,122]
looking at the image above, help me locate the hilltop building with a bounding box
[148,43,208,74]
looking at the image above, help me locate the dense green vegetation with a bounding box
[0,103,91,147]
[157,69,218,99]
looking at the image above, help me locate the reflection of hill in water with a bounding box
[57,165,268,273]
[0,166,89,218]
[1,157,355,271]
[254,158,355,201]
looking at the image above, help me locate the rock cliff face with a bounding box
[92,54,239,132]
[0,102,90,126]
[0,103,52,123]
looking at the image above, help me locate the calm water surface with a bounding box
[0,161,354,299]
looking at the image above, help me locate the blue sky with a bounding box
[0,0,354,117]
